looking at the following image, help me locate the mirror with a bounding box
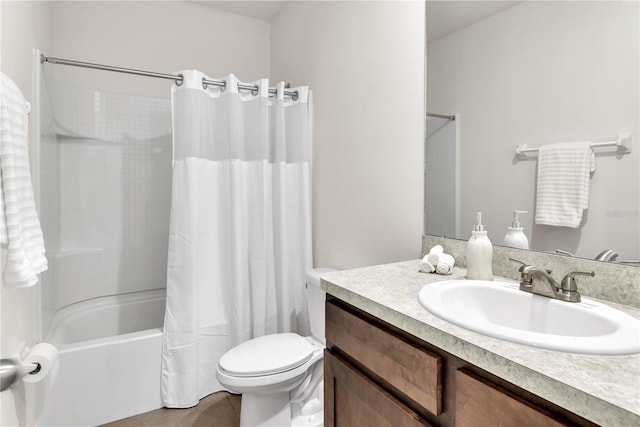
[425,1,639,265]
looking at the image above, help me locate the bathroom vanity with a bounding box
[321,261,640,426]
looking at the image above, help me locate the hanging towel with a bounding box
[535,141,595,228]
[0,72,48,288]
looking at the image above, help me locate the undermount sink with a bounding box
[418,280,640,355]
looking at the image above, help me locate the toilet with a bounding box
[216,268,336,427]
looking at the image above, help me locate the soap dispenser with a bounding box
[503,210,529,249]
[466,212,493,281]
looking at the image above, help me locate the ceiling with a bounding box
[426,1,522,43]
[192,1,522,38]
[192,1,288,21]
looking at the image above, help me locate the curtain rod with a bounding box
[40,55,298,99]
[427,112,455,120]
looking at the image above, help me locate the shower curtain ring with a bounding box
[203,79,227,91]
[175,74,184,87]
[251,85,259,96]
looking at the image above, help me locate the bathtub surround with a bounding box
[33,58,173,427]
[162,71,313,408]
[37,72,172,337]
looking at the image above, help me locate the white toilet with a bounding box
[216,268,336,427]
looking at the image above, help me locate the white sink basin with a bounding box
[418,280,640,355]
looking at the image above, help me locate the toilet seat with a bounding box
[219,333,314,377]
[216,334,323,394]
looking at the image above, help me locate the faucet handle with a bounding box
[555,249,575,257]
[561,271,595,292]
[509,257,530,274]
[508,257,552,274]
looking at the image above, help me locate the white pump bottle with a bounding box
[466,212,493,281]
[503,210,529,249]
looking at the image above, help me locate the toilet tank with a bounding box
[306,268,337,344]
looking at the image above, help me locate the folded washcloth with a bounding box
[419,245,445,273]
[419,255,435,273]
[425,252,441,267]
[436,254,455,275]
[429,245,443,255]
[535,141,595,228]
[1,72,48,288]
[419,247,456,275]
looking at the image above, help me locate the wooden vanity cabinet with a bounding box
[325,297,599,427]
[325,351,432,427]
[455,369,568,427]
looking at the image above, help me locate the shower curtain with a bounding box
[161,70,313,408]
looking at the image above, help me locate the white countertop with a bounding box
[321,260,640,426]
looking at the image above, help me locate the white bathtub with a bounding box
[36,289,166,426]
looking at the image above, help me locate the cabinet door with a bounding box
[456,369,570,427]
[326,301,442,416]
[325,350,432,427]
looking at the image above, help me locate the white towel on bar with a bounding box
[0,72,48,288]
[535,141,595,228]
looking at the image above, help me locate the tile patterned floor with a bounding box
[101,392,241,427]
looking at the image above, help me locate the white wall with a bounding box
[1,2,52,425]
[271,1,426,269]
[427,1,639,259]
[49,1,271,98]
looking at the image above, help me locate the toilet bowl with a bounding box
[216,268,336,427]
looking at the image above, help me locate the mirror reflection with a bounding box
[425,1,639,265]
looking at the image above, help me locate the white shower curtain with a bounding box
[161,70,313,408]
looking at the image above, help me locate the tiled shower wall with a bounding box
[39,69,172,335]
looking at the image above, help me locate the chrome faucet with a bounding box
[595,249,619,262]
[555,248,638,265]
[509,258,594,303]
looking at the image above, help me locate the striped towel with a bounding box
[1,72,48,288]
[535,141,595,228]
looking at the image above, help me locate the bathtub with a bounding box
[36,289,166,426]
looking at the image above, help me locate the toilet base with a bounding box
[240,392,291,427]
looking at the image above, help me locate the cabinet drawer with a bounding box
[325,351,432,427]
[326,301,442,416]
[456,369,569,427]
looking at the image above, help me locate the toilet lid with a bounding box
[219,333,314,377]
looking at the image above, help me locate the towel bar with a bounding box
[516,133,631,158]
